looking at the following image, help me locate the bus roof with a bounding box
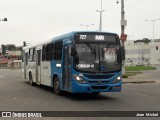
[23,31,118,50]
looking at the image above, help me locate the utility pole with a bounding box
[117,0,127,75]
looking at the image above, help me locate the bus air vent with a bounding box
[91,86,108,90]
[85,75,114,79]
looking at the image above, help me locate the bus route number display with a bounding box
[76,34,117,42]
[79,34,104,41]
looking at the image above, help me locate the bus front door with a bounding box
[36,50,41,84]
[63,45,72,90]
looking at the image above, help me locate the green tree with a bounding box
[1,45,6,55]
[6,45,16,51]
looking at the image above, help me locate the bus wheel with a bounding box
[29,73,35,86]
[54,77,62,95]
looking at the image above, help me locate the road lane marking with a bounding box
[0,76,4,78]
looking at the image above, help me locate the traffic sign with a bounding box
[120,34,127,41]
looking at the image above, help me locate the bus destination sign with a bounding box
[80,34,105,41]
[75,33,117,43]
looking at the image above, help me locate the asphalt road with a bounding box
[0,69,160,120]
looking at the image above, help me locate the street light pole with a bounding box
[145,19,160,43]
[80,24,94,30]
[0,18,7,22]
[96,0,105,31]
[145,19,160,67]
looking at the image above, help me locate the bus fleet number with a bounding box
[80,35,87,40]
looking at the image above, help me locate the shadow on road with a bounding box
[24,81,118,101]
[62,92,117,101]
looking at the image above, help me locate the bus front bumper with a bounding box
[71,81,122,93]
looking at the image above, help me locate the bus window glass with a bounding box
[54,41,63,60]
[42,45,46,61]
[29,48,35,62]
[101,45,118,63]
[25,53,28,65]
[47,43,54,61]
[46,44,50,61]
[32,48,35,62]
[75,43,121,73]
[50,43,54,60]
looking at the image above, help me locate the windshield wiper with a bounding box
[86,43,96,54]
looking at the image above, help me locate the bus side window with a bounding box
[28,49,31,60]
[54,41,63,60]
[50,43,54,60]
[42,45,47,61]
[29,48,35,62]
[68,46,72,65]
[32,48,36,62]
[25,53,28,65]
[46,43,54,61]
[46,44,50,61]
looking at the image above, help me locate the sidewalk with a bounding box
[123,67,160,84]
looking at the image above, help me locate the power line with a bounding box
[126,0,142,11]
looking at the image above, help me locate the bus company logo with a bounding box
[98,80,102,84]
[2,112,11,117]
[95,35,104,41]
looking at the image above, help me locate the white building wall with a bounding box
[151,41,160,65]
[125,40,160,66]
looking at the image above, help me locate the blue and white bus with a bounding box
[22,31,122,95]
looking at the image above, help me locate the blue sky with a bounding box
[0,0,160,46]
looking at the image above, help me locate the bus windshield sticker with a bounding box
[76,64,94,69]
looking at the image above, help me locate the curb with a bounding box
[123,81,156,84]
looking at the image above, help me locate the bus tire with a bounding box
[29,72,35,86]
[54,77,62,95]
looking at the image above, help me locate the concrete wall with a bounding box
[125,40,160,66]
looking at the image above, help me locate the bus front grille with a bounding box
[85,75,114,79]
[88,81,110,84]
[91,86,108,90]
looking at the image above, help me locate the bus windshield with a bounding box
[74,43,122,73]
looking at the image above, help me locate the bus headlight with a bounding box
[112,76,121,84]
[73,74,87,84]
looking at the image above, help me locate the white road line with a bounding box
[0,76,4,78]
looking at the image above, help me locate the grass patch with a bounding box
[122,74,128,78]
[122,71,141,78]
[125,72,141,76]
[125,66,156,71]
